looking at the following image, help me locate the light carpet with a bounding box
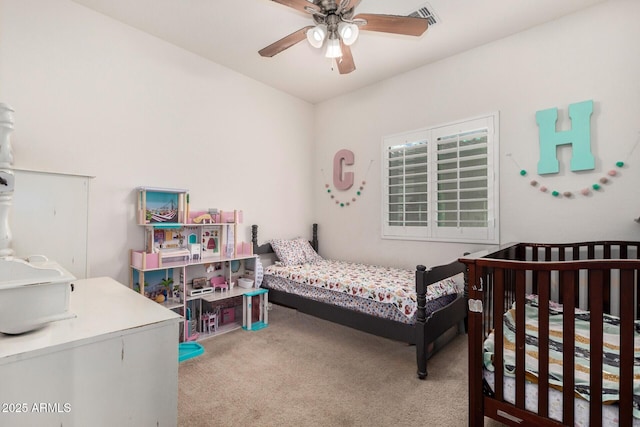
[178,305,474,427]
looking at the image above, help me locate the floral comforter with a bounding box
[264,259,459,320]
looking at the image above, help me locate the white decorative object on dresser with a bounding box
[0,103,15,258]
[0,103,78,335]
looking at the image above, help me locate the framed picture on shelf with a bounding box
[137,187,188,225]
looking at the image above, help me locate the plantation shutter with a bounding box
[383,131,430,238]
[382,114,499,244]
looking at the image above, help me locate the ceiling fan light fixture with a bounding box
[324,37,342,58]
[262,0,432,75]
[338,22,359,46]
[306,24,327,48]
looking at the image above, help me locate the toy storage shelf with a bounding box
[130,186,259,344]
[160,300,184,311]
[198,286,257,303]
[196,321,242,340]
[131,252,257,271]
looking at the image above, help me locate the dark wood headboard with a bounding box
[251,223,319,255]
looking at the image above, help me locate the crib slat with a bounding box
[589,269,604,427]
[620,244,628,260]
[515,270,526,409]
[561,270,576,426]
[485,271,493,338]
[603,269,611,315]
[537,270,550,418]
[494,267,505,402]
[618,268,635,423]
[531,248,539,295]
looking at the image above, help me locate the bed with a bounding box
[251,223,468,379]
[460,241,640,426]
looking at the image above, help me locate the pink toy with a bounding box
[221,211,235,223]
[210,276,229,292]
[222,308,235,323]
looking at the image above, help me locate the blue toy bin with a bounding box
[178,342,204,362]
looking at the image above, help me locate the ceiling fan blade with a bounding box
[259,26,314,57]
[353,13,428,36]
[336,40,356,74]
[271,0,320,14]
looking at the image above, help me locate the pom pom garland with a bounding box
[516,160,628,198]
[325,180,366,207]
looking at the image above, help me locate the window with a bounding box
[382,114,499,244]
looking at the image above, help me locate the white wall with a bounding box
[314,0,640,270]
[0,0,315,284]
[2,0,638,280]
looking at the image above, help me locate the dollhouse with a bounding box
[130,187,262,342]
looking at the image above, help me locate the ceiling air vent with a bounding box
[408,3,439,26]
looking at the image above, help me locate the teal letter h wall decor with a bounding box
[536,100,595,175]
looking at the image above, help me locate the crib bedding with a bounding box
[264,259,460,324]
[483,295,640,420]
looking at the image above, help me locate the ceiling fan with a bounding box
[259,0,429,74]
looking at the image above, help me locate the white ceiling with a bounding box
[70,0,607,104]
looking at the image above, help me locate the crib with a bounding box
[460,241,640,426]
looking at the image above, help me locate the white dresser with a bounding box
[0,277,181,426]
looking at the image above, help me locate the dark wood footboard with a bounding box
[416,261,468,379]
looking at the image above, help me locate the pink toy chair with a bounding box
[210,276,229,293]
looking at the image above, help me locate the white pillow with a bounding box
[295,238,322,263]
[269,239,306,266]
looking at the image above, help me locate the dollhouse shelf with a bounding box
[160,300,184,311]
[130,186,259,345]
[130,251,257,272]
[197,286,257,303]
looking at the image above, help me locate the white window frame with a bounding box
[381,113,500,244]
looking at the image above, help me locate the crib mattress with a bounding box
[483,369,640,426]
